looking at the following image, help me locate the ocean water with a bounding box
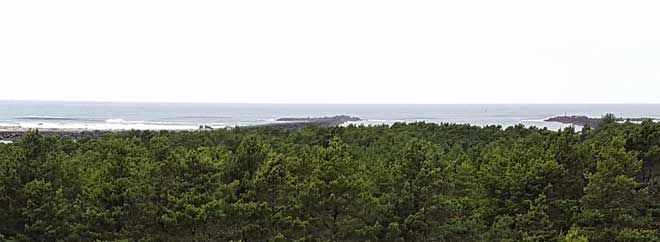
[1,101,659,131]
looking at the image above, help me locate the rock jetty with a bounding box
[254,115,361,129]
[545,116,601,127]
[545,115,658,128]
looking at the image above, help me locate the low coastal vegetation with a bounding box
[2,118,660,242]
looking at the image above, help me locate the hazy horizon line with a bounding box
[3,99,660,106]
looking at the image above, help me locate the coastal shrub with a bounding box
[1,122,660,241]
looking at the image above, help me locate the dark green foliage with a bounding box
[602,113,618,126]
[1,122,660,241]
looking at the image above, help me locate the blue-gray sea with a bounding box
[1,101,659,131]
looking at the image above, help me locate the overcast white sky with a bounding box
[1,1,659,104]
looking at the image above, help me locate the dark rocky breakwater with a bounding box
[545,116,602,127]
[545,115,658,128]
[252,115,361,129]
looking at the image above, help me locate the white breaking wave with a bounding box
[521,119,549,122]
[341,119,391,127]
[105,118,127,123]
[0,120,200,131]
[105,119,185,125]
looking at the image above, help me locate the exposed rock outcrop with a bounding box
[545,115,658,128]
[256,115,361,129]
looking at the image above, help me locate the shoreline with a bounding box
[0,127,106,132]
[4,114,655,142]
[0,115,362,141]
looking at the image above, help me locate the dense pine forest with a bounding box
[2,118,660,242]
